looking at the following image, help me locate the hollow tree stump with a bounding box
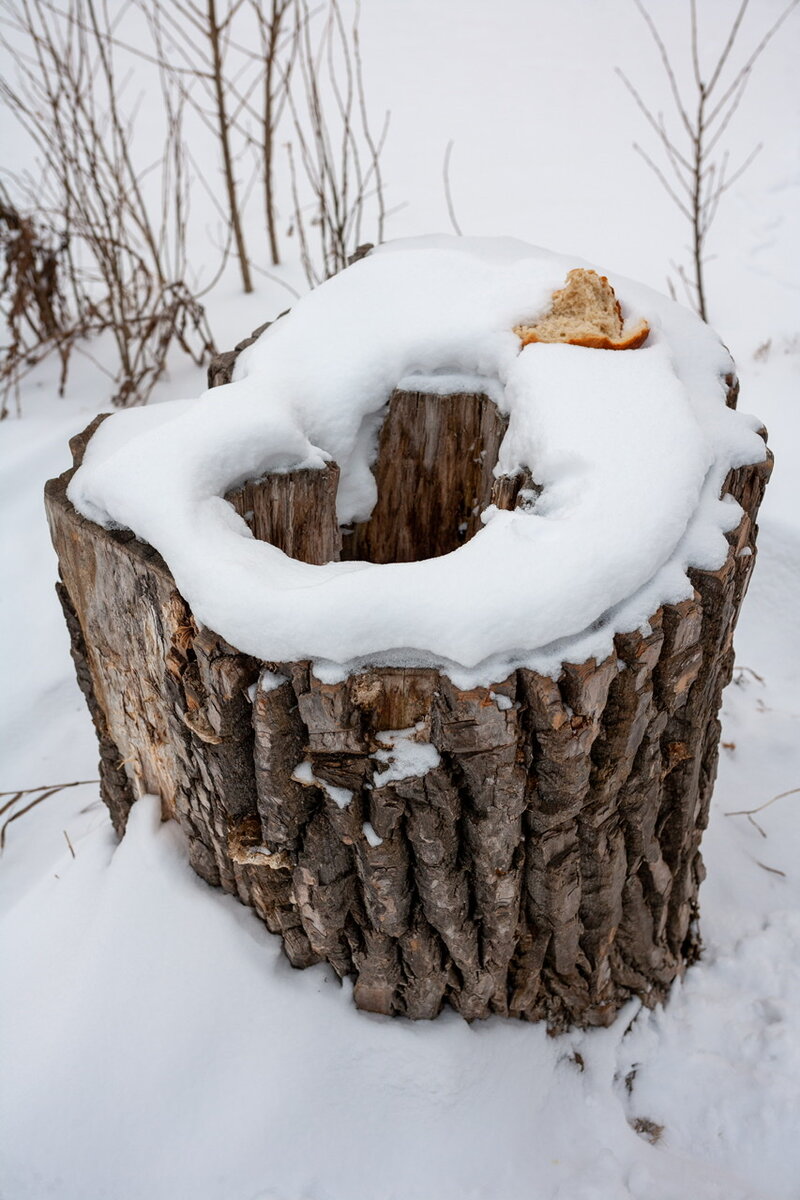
[45,373,771,1029]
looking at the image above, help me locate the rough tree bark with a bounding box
[45,373,770,1028]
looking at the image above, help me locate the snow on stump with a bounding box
[45,241,772,1028]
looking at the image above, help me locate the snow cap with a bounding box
[68,235,766,686]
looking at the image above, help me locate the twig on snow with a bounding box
[0,778,99,850]
[725,786,800,838]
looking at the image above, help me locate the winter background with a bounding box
[1,1,799,1198]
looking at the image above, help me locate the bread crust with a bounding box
[516,320,650,351]
[514,269,650,351]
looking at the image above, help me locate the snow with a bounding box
[616,912,800,1199]
[2,1,800,1198]
[259,669,289,693]
[291,760,353,810]
[372,725,442,784]
[66,236,764,682]
[362,821,384,848]
[3,787,799,1200]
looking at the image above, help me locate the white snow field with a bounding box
[1,2,799,1199]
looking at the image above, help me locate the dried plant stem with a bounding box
[207,0,252,291]
[0,778,99,850]
[1,0,218,407]
[286,0,389,286]
[134,0,296,284]
[726,786,800,819]
[443,139,463,236]
[726,786,799,839]
[253,0,293,265]
[0,186,82,416]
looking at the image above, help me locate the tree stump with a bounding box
[45,370,771,1029]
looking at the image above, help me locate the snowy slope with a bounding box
[1,2,799,1198]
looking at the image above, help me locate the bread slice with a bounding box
[514,268,649,350]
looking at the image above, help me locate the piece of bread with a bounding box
[514,268,649,350]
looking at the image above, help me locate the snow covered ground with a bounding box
[1,2,799,1198]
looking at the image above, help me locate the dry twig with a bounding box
[131,0,297,276]
[726,786,799,818]
[251,0,295,265]
[442,140,463,237]
[0,778,99,850]
[755,860,786,878]
[285,0,389,286]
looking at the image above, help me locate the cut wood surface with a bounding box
[45,373,771,1027]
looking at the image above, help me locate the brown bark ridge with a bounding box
[45,375,771,1028]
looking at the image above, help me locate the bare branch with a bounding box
[443,140,462,236]
[689,0,702,90]
[0,777,99,850]
[631,0,694,141]
[706,0,799,122]
[618,0,797,322]
[285,0,389,286]
[633,143,693,221]
[615,69,693,171]
[706,0,750,95]
[726,786,800,818]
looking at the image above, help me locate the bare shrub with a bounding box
[0,0,217,408]
[1,0,390,412]
[0,187,84,416]
[618,0,798,321]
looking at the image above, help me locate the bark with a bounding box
[45,375,771,1028]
